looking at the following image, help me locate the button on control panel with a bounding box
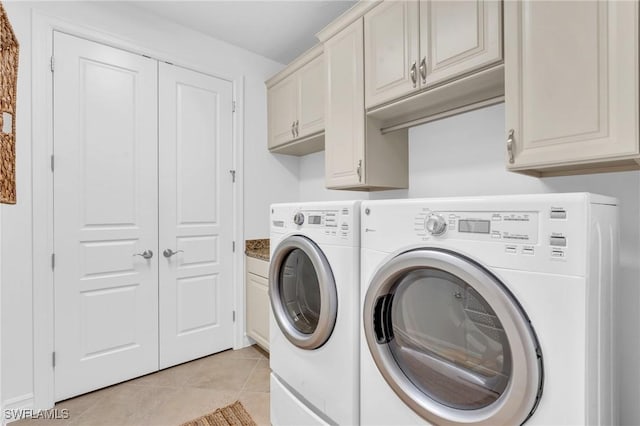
[550,236,567,247]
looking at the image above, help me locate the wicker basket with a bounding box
[0,1,18,204]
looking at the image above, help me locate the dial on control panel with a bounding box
[293,212,305,226]
[426,214,447,236]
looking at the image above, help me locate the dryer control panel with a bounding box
[415,210,539,244]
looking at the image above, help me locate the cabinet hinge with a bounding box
[50,56,55,73]
[232,241,236,252]
[232,101,236,113]
[52,352,56,368]
[229,169,236,183]
[51,253,56,270]
[50,155,54,172]
[232,311,236,322]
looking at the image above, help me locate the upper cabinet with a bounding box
[364,0,503,110]
[267,46,325,156]
[505,1,640,176]
[324,18,408,190]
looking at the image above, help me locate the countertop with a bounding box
[245,239,269,261]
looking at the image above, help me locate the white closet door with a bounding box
[158,63,235,368]
[53,32,159,400]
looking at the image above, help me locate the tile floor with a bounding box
[12,345,270,426]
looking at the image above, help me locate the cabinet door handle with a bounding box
[291,121,295,138]
[419,57,427,84]
[163,249,184,258]
[507,129,515,164]
[410,61,417,88]
[295,120,299,137]
[357,159,363,182]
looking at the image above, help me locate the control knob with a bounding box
[293,212,305,226]
[426,214,447,236]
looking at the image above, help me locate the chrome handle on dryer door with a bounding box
[410,61,417,88]
[507,129,515,164]
[419,57,427,84]
[357,159,363,182]
[163,249,184,258]
[134,250,154,260]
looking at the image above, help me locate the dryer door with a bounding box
[269,235,338,350]
[364,248,543,426]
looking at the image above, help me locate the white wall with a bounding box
[298,103,640,425]
[2,0,297,409]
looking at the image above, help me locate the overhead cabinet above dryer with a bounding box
[364,0,504,130]
[267,45,325,156]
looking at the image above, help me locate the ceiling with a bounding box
[130,1,357,64]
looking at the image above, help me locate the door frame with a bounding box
[31,11,247,410]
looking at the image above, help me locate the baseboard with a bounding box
[2,393,34,423]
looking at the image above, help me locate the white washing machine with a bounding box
[360,193,618,426]
[269,201,360,425]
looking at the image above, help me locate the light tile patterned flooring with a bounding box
[12,345,270,426]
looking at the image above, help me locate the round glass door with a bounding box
[364,248,543,425]
[269,235,337,350]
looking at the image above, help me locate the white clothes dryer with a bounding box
[360,193,617,426]
[269,201,360,425]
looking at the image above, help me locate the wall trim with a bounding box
[31,9,246,410]
[2,393,34,423]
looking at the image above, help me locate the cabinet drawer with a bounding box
[246,256,269,278]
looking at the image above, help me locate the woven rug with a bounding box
[180,401,257,426]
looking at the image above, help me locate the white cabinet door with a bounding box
[53,32,159,400]
[421,0,502,87]
[297,55,325,138]
[246,272,270,351]
[268,77,298,149]
[364,1,420,108]
[325,19,366,188]
[505,0,639,172]
[158,63,235,369]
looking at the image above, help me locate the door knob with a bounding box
[163,249,184,258]
[134,250,153,259]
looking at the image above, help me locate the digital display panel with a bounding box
[458,219,490,234]
[309,215,322,225]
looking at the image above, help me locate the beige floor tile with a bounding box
[243,360,270,393]
[11,346,271,426]
[70,384,179,426]
[238,391,270,426]
[186,358,258,391]
[212,346,267,361]
[139,387,239,426]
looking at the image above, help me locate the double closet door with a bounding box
[52,32,235,400]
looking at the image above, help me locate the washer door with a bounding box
[363,248,543,426]
[269,235,338,350]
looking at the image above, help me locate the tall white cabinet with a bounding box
[505,0,640,175]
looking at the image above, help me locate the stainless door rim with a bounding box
[269,235,338,350]
[363,248,543,426]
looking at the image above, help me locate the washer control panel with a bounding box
[293,209,351,239]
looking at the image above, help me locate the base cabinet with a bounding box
[505,0,640,175]
[245,257,270,351]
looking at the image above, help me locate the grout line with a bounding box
[239,358,260,395]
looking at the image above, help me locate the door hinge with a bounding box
[50,155,54,172]
[232,241,236,252]
[232,101,236,113]
[232,311,236,322]
[229,169,236,183]
[50,56,55,73]
[52,352,56,368]
[51,253,55,270]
